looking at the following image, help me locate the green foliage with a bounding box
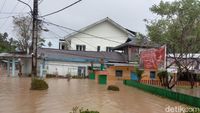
[107,85,120,91]
[147,0,200,89]
[69,106,99,113]
[80,110,99,113]
[0,32,16,52]
[157,71,168,79]
[185,110,200,113]
[30,78,48,90]
[147,0,200,53]
[13,16,45,52]
[134,67,144,81]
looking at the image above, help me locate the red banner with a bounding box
[140,46,166,69]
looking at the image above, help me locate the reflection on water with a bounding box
[173,87,200,98]
[0,77,184,113]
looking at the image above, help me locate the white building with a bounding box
[59,17,136,52]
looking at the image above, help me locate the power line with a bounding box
[40,0,82,18]
[43,25,97,49]
[42,20,123,44]
[0,1,19,30]
[43,25,108,59]
[51,24,100,51]
[20,0,32,13]
[41,26,125,62]
[0,0,7,13]
[39,0,44,5]
[0,12,27,14]
[0,15,14,20]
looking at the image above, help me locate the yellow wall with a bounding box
[106,66,133,85]
[95,66,161,84]
[94,66,134,85]
[141,69,160,80]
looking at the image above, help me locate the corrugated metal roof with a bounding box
[113,39,160,50]
[38,48,127,63]
[0,52,31,59]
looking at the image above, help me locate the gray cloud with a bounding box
[0,0,173,48]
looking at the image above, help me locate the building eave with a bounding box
[64,17,136,40]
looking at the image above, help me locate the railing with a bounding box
[140,80,199,87]
[123,80,200,108]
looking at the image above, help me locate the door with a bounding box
[89,72,95,80]
[98,75,107,84]
[131,72,138,80]
[78,67,86,77]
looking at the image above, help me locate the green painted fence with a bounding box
[123,80,200,108]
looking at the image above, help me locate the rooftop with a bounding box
[38,48,128,63]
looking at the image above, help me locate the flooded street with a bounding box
[0,77,185,113]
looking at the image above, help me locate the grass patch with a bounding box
[30,78,48,90]
[69,106,99,113]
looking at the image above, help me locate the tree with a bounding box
[13,16,45,53]
[146,0,200,89]
[135,67,144,82]
[0,32,16,52]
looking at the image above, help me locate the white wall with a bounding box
[45,61,100,76]
[21,58,32,75]
[68,21,128,51]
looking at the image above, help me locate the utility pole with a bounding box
[31,0,38,76]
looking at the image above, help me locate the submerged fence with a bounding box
[123,80,200,108]
[140,80,199,87]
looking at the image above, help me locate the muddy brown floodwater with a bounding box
[0,77,185,113]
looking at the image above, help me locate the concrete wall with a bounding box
[141,69,160,80]
[46,61,100,76]
[95,66,133,85]
[69,21,128,51]
[21,58,32,76]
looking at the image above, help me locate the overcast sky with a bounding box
[0,0,173,48]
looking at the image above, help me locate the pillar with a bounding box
[7,59,10,77]
[85,66,88,76]
[12,58,15,77]
[40,64,43,78]
[0,63,2,76]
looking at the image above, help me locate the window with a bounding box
[150,71,156,79]
[106,47,113,52]
[97,46,100,52]
[76,45,86,51]
[115,70,123,77]
[61,45,65,50]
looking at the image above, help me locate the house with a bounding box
[59,17,136,52]
[112,37,160,81]
[0,52,31,77]
[38,48,128,77]
[93,64,134,85]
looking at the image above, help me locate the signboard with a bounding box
[140,45,166,69]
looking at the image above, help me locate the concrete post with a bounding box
[12,58,15,77]
[7,59,10,77]
[40,64,43,78]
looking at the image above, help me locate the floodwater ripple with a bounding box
[0,77,184,113]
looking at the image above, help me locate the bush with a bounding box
[80,110,99,113]
[107,85,120,91]
[72,76,87,79]
[46,74,56,78]
[135,67,144,81]
[30,78,48,90]
[69,106,99,113]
